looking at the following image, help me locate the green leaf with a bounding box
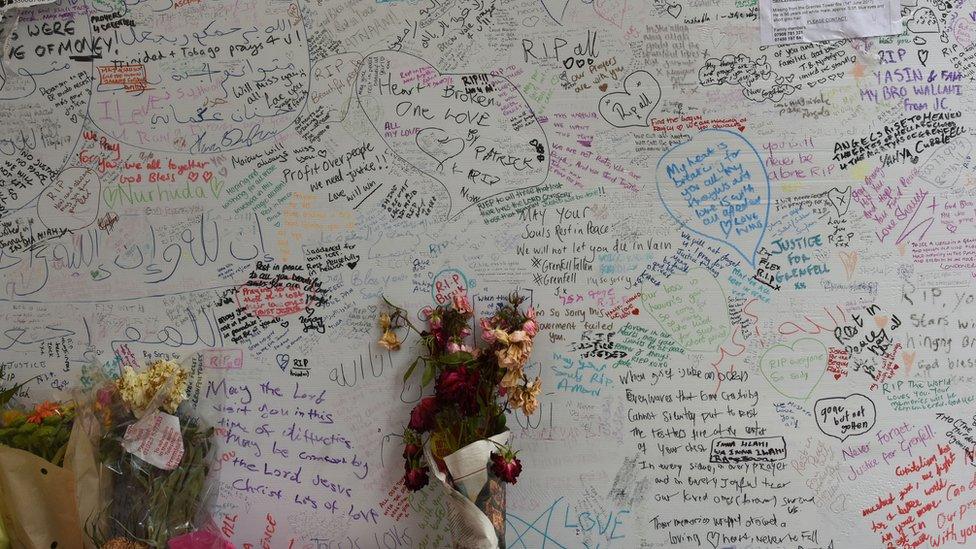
[402,357,421,383]
[0,374,38,409]
[0,386,18,409]
[439,351,474,365]
[421,362,436,387]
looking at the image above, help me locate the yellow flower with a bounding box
[117,360,189,414]
[1,409,25,426]
[379,313,392,331]
[378,330,401,351]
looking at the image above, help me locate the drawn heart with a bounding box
[188,171,199,182]
[598,70,662,128]
[218,166,228,177]
[902,350,916,369]
[37,167,101,231]
[641,268,730,352]
[827,186,851,216]
[719,219,733,237]
[666,3,682,18]
[356,50,549,218]
[203,171,213,183]
[275,353,290,372]
[599,83,609,92]
[907,7,939,34]
[656,130,771,267]
[209,179,225,199]
[346,256,359,270]
[759,338,828,400]
[706,531,720,549]
[874,315,889,330]
[918,49,929,66]
[416,127,465,169]
[839,251,859,280]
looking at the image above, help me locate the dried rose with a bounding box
[500,364,523,389]
[379,329,402,351]
[490,451,523,483]
[408,396,439,432]
[404,465,430,491]
[435,366,480,415]
[509,377,542,415]
[480,318,497,343]
[452,293,472,314]
[403,442,422,459]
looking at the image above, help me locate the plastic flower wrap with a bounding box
[89,358,218,549]
[380,293,541,490]
[117,360,189,415]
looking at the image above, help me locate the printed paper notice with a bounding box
[123,411,185,470]
[760,0,901,45]
[0,0,57,22]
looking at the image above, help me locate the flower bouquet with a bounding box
[380,293,541,549]
[0,365,102,549]
[88,359,219,549]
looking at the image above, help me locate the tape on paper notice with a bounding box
[759,0,901,45]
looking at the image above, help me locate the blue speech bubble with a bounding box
[656,129,771,267]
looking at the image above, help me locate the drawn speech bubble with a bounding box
[656,129,771,267]
[814,393,877,441]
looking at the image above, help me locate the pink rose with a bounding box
[481,319,497,343]
[523,319,537,337]
[452,294,473,313]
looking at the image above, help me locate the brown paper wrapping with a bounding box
[0,445,83,549]
[64,415,106,549]
[0,417,104,549]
